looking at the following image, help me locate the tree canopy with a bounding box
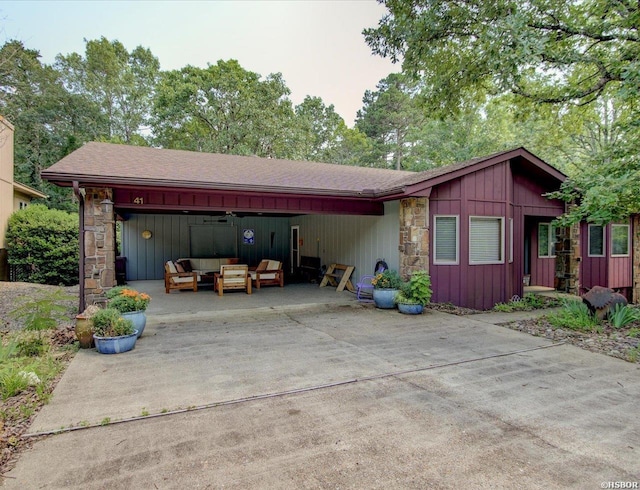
[364,0,640,223]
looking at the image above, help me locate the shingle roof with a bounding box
[42,142,416,197]
[42,143,566,199]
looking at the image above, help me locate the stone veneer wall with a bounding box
[554,224,580,295]
[399,197,429,279]
[84,187,116,307]
[633,216,640,303]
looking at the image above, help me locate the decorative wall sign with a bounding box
[243,229,255,244]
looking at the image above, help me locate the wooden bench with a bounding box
[319,264,355,292]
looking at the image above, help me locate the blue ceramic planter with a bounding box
[121,311,146,338]
[373,288,398,309]
[93,331,138,354]
[398,303,424,315]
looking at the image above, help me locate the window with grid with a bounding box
[469,217,504,264]
[434,216,458,264]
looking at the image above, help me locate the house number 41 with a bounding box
[133,197,144,204]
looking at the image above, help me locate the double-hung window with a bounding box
[588,224,605,257]
[469,216,504,264]
[538,223,556,258]
[434,215,459,264]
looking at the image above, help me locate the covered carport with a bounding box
[42,142,431,310]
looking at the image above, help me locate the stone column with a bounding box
[84,187,116,307]
[632,216,640,303]
[399,197,429,279]
[554,223,580,296]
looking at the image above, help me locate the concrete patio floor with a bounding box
[5,286,640,488]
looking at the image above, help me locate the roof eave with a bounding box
[13,181,48,199]
[40,172,380,199]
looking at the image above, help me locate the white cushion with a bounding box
[171,276,193,284]
[166,261,177,274]
[250,272,276,280]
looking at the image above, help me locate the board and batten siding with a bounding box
[429,159,566,310]
[122,214,290,280]
[291,201,400,284]
[429,163,510,310]
[580,221,632,293]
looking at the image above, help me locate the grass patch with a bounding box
[545,300,601,332]
[493,293,562,312]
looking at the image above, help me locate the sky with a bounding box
[1,0,399,126]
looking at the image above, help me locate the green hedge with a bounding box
[6,204,79,286]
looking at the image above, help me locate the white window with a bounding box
[538,223,556,258]
[469,216,504,264]
[18,201,28,210]
[588,224,605,257]
[611,224,630,257]
[434,215,459,264]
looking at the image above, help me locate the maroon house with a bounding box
[42,142,637,311]
[413,149,567,308]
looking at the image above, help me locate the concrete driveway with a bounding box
[5,288,640,488]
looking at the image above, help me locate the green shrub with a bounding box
[6,204,79,285]
[546,300,600,332]
[91,308,134,337]
[493,293,558,312]
[608,304,640,329]
[15,333,48,357]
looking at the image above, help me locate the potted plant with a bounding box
[395,270,432,314]
[91,308,138,354]
[371,269,402,309]
[107,287,151,338]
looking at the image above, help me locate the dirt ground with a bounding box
[0,282,78,476]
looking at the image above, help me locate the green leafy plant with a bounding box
[108,288,151,313]
[371,269,402,289]
[6,204,79,285]
[91,308,135,337]
[396,270,432,306]
[493,293,561,312]
[608,304,640,329]
[106,286,129,300]
[628,328,640,338]
[10,290,75,335]
[0,368,30,400]
[15,333,48,357]
[546,300,600,332]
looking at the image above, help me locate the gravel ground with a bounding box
[500,317,640,363]
[0,282,79,330]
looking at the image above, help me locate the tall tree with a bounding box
[355,73,423,169]
[152,60,301,158]
[56,37,160,144]
[0,41,103,211]
[294,96,370,165]
[364,0,640,221]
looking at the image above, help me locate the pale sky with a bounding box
[1,0,399,126]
